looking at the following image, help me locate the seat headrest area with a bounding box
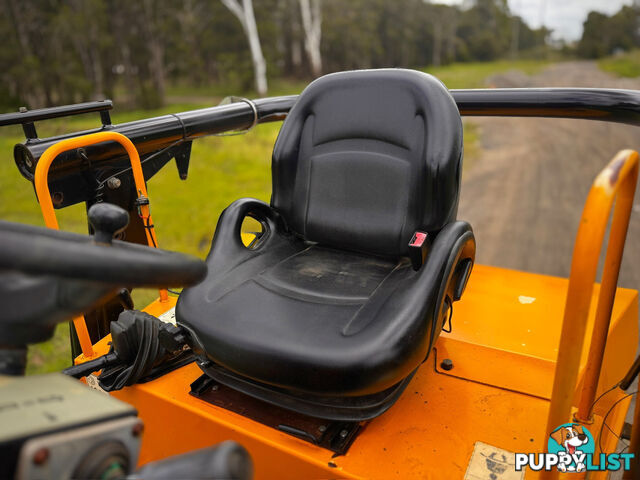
[271,69,463,257]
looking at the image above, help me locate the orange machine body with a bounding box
[64,142,638,479]
[82,264,636,479]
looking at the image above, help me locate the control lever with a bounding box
[88,202,130,244]
[63,310,191,389]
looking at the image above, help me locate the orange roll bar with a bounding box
[544,150,638,453]
[34,131,169,358]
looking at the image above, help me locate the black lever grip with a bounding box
[88,203,130,244]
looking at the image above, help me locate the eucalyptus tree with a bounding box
[220,0,268,96]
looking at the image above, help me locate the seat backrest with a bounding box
[271,69,462,257]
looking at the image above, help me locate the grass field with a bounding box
[425,58,549,88]
[0,58,549,373]
[599,49,640,78]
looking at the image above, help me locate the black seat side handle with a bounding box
[210,198,285,256]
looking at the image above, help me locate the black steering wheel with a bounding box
[0,203,206,286]
[0,203,206,350]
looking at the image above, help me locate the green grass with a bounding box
[599,50,640,78]
[1,58,549,374]
[423,59,549,89]
[166,77,308,101]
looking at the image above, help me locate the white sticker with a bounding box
[158,307,177,325]
[465,442,524,480]
[518,295,536,305]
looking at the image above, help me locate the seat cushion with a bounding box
[177,231,442,396]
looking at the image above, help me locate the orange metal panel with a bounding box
[114,364,351,479]
[444,266,638,404]
[434,339,555,399]
[142,296,178,317]
[99,265,637,479]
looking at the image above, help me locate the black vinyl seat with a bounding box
[177,69,476,420]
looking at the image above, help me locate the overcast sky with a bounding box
[434,0,635,41]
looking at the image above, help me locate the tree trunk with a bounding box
[5,0,41,107]
[177,0,206,85]
[89,20,105,99]
[445,9,457,63]
[111,5,137,106]
[299,0,322,77]
[141,0,166,106]
[67,0,105,101]
[432,21,443,67]
[221,0,268,96]
[148,41,166,101]
[243,0,267,96]
[510,16,520,58]
[291,10,303,70]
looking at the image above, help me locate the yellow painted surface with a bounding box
[87,264,638,479]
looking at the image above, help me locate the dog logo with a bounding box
[547,423,594,472]
[515,423,633,473]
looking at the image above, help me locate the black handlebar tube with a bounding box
[11,88,640,183]
[12,96,297,181]
[453,88,640,125]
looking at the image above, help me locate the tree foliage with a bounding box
[578,5,640,58]
[0,0,548,110]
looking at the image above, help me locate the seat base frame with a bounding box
[189,373,363,454]
[193,358,417,422]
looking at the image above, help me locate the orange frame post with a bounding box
[544,149,639,464]
[34,131,169,358]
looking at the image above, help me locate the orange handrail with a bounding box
[544,149,638,455]
[34,131,169,358]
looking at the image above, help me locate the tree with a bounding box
[578,12,610,58]
[299,0,322,76]
[0,0,551,110]
[429,4,457,66]
[221,0,268,96]
[61,0,110,100]
[140,0,169,106]
[578,6,640,58]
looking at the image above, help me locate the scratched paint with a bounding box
[518,295,536,304]
[593,149,634,194]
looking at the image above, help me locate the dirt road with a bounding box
[458,61,640,290]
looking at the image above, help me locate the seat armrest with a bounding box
[422,221,475,286]
[209,198,285,258]
[420,221,475,338]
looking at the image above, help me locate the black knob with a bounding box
[88,203,129,244]
[440,358,454,371]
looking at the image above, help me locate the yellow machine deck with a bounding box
[106,264,637,479]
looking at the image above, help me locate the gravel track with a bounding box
[459,61,640,290]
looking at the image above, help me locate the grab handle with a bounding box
[34,131,168,358]
[545,149,638,453]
